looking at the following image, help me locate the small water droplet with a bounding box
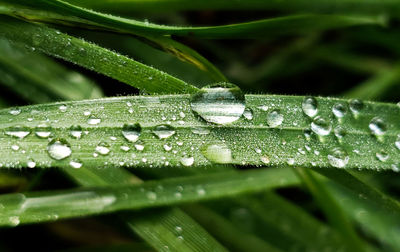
[8,216,20,227]
[69,159,83,169]
[349,99,364,117]
[334,126,346,139]
[122,123,141,142]
[180,156,194,167]
[395,135,400,150]
[146,191,157,200]
[369,117,387,136]
[152,125,176,139]
[243,108,253,120]
[120,146,130,152]
[135,144,144,151]
[35,124,52,138]
[196,186,206,196]
[11,145,20,151]
[95,142,110,155]
[69,125,83,139]
[327,148,349,168]
[175,226,183,233]
[286,158,295,165]
[27,159,36,168]
[391,163,400,172]
[261,156,270,164]
[58,105,67,112]
[266,109,283,128]
[47,139,72,160]
[302,97,318,117]
[191,127,210,135]
[332,103,347,118]
[376,150,389,162]
[5,126,30,139]
[311,116,331,136]
[190,83,245,124]
[202,143,232,164]
[9,108,21,116]
[87,117,101,125]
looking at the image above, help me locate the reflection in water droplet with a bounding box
[302,97,318,117]
[122,123,141,142]
[311,116,331,136]
[69,159,83,169]
[376,151,389,162]
[152,125,176,139]
[349,99,364,116]
[266,109,283,128]
[332,103,347,118]
[96,142,110,155]
[243,108,253,120]
[47,139,72,160]
[369,117,387,136]
[202,143,232,164]
[327,148,349,168]
[35,124,52,138]
[180,157,194,167]
[70,125,83,139]
[87,117,101,125]
[5,126,30,139]
[190,83,245,124]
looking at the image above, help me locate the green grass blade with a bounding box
[0,39,102,103]
[0,168,299,226]
[0,1,386,38]
[295,168,366,251]
[0,15,196,95]
[0,94,398,171]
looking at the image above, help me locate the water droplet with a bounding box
[266,109,283,128]
[175,226,183,233]
[9,108,21,116]
[8,216,20,226]
[327,148,349,168]
[190,83,245,124]
[47,139,72,160]
[163,144,172,151]
[334,126,346,139]
[35,124,52,138]
[69,125,83,139]
[395,135,400,150]
[286,158,295,165]
[122,123,141,142]
[391,164,400,172]
[11,145,20,151]
[349,99,364,116]
[5,126,30,139]
[311,116,331,136]
[179,112,186,118]
[59,105,67,112]
[376,150,389,162]
[146,191,157,201]
[261,156,270,164]
[369,117,387,136]
[302,97,318,117]
[180,157,194,167]
[69,159,83,169]
[243,108,253,120]
[135,144,144,151]
[27,159,36,168]
[191,127,210,135]
[332,103,347,118]
[95,142,110,155]
[120,146,130,152]
[202,143,232,164]
[87,117,101,125]
[196,186,206,196]
[152,125,175,139]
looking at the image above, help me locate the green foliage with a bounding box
[0,1,400,251]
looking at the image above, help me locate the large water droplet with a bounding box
[369,117,387,136]
[35,124,52,138]
[349,99,364,116]
[332,103,347,118]
[47,139,72,160]
[202,143,232,164]
[266,109,283,128]
[327,148,349,168]
[152,125,176,139]
[122,123,141,142]
[190,83,245,124]
[302,97,318,117]
[5,126,30,139]
[311,116,331,136]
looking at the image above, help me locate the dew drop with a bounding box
[135,144,144,151]
[395,135,400,150]
[122,123,141,143]
[11,145,20,151]
[152,125,176,139]
[190,83,245,124]
[202,143,232,164]
[87,117,101,125]
[69,159,83,169]
[334,126,346,139]
[27,159,36,168]
[349,99,364,116]
[332,103,347,118]
[5,126,30,139]
[58,105,67,112]
[302,97,318,117]
[243,108,253,120]
[327,148,349,168]
[311,116,331,136]
[47,139,72,160]
[69,125,83,139]
[376,150,389,162]
[8,216,20,227]
[261,156,270,164]
[266,109,283,128]
[146,191,157,201]
[95,142,110,155]
[163,144,172,151]
[35,124,52,138]
[120,146,130,152]
[191,127,210,135]
[180,157,194,167]
[369,117,387,136]
[391,164,400,172]
[9,108,21,116]
[196,186,206,196]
